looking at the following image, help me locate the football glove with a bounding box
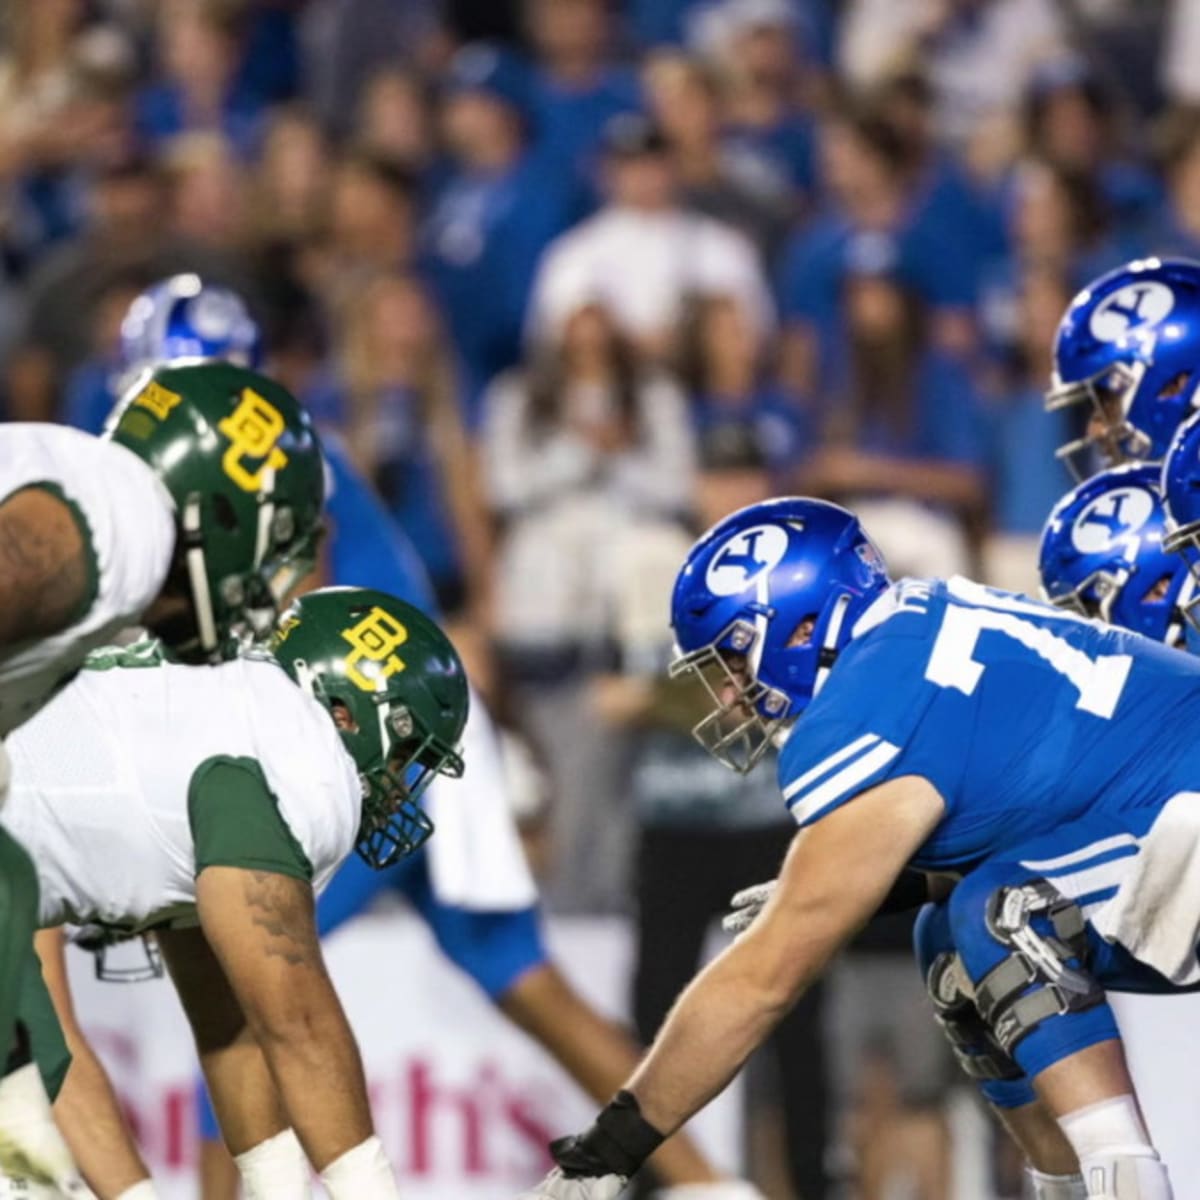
[517,1167,628,1200]
[722,881,776,936]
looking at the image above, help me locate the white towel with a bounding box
[1093,792,1200,985]
[424,688,539,911]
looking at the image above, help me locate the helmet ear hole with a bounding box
[1157,370,1192,401]
[787,615,818,648]
[212,493,238,532]
[330,699,358,733]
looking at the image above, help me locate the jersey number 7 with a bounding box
[924,580,1132,720]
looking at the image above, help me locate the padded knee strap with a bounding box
[926,950,1023,1082]
[975,881,1105,1053]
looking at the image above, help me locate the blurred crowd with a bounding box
[5,2,1200,1194]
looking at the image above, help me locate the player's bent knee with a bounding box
[949,873,1119,1078]
[916,902,1035,1105]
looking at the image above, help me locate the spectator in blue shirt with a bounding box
[692,0,819,199]
[777,106,981,397]
[795,256,988,575]
[134,0,267,159]
[980,264,1074,594]
[305,269,492,619]
[1021,56,1162,234]
[421,43,585,418]
[985,265,1074,534]
[644,51,792,258]
[523,0,641,179]
[1145,107,1200,260]
[977,158,1143,364]
[677,291,809,482]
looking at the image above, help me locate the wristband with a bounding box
[234,1128,310,1199]
[319,1135,400,1200]
[553,1091,665,1179]
[114,1182,161,1200]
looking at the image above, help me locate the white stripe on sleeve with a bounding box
[787,739,901,827]
[782,733,880,801]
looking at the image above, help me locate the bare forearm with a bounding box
[33,929,150,1198]
[501,965,720,1185]
[628,935,804,1136]
[53,1049,150,1198]
[198,1031,289,1156]
[256,1007,375,1171]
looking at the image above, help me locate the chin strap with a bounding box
[812,593,852,699]
[182,494,218,655]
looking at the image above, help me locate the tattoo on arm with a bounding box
[0,489,88,644]
[242,871,321,968]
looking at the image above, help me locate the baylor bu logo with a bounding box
[342,606,409,691]
[217,389,289,492]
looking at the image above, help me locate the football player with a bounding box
[718,467,1200,1198]
[4,587,467,1200]
[1045,256,1200,479]
[0,361,324,1192]
[1039,464,1194,646]
[901,464,1198,1199]
[101,275,761,1200]
[516,495,1200,1200]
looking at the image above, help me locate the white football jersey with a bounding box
[0,424,176,736]
[1,650,362,930]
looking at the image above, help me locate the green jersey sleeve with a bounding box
[188,756,314,882]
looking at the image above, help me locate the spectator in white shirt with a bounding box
[525,112,773,362]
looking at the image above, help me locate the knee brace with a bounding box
[974,880,1106,1054]
[926,948,1024,1083]
[915,900,1036,1107]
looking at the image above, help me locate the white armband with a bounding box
[114,1182,161,1200]
[318,1136,400,1200]
[234,1128,311,1199]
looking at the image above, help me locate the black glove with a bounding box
[550,1092,664,1180]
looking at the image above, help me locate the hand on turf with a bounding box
[722,880,777,935]
[517,1167,628,1199]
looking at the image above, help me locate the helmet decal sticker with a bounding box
[132,379,183,421]
[1070,486,1156,553]
[217,388,290,491]
[1089,282,1175,344]
[705,524,789,597]
[341,606,410,690]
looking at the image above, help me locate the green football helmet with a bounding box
[270,587,470,869]
[105,362,325,662]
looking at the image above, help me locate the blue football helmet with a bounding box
[669,497,891,773]
[1038,463,1190,646]
[1046,257,1200,477]
[1161,410,1200,630]
[119,274,262,388]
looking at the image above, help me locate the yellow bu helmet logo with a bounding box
[342,607,409,691]
[217,389,290,492]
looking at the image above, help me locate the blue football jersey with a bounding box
[777,576,1200,873]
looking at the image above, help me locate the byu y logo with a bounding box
[217,389,289,492]
[342,606,409,691]
[1089,282,1175,344]
[706,524,789,596]
[1071,486,1155,553]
